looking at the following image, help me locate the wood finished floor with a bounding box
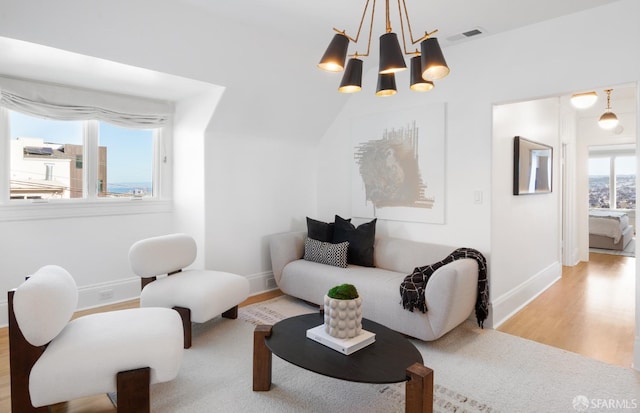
[0,255,635,412]
[498,252,636,368]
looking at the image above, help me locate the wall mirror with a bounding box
[513,136,553,195]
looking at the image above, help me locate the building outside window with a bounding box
[588,147,636,210]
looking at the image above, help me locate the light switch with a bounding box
[474,190,483,205]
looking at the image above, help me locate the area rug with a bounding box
[147,295,640,413]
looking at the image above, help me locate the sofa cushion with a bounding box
[333,215,377,267]
[303,237,349,268]
[306,217,350,242]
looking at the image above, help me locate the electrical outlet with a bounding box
[99,289,114,300]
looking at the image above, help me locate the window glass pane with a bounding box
[9,111,84,200]
[588,157,610,208]
[98,122,154,198]
[615,156,635,209]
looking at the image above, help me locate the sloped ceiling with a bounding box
[179,0,622,141]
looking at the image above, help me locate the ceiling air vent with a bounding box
[446,27,486,42]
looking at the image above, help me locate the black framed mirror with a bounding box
[513,136,553,195]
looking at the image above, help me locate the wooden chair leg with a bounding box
[253,325,273,391]
[117,367,151,413]
[405,363,434,413]
[222,305,239,319]
[173,306,192,349]
[8,290,48,413]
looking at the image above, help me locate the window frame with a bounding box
[0,108,172,222]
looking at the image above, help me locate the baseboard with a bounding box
[0,277,141,328]
[247,271,276,295]
[491,261,562,328]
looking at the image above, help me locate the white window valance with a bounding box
[0,76,172,129]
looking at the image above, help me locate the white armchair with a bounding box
[128,233,250,348]
[8,265,183,413]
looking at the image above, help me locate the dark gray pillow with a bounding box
[303,237,349,268]
[306,217,350,242]
[332,215,377,267]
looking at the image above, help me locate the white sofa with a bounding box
[269,231,480,341]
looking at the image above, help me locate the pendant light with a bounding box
[318,0,449,95]
[598,89,619,130]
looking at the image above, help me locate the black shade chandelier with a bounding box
[318,0,450,96]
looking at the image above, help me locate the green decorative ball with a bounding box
[327,283,359,300]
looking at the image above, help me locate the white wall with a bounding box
[491,98,561,326]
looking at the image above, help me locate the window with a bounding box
[8,111,157,200]
[589,147,636,210]
[9,111,84,200]
[0,75,173,218]
[98,122,154,198]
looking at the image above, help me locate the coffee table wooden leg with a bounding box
[405,363,433,413]
[253,325,273,391]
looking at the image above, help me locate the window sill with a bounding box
[0,198,173,222]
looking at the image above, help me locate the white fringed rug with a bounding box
[147,295,639,413]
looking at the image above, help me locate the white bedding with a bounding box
[589,210,630,243]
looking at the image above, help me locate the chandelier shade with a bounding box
[598,111,619,130]
[379,32,407,74]
[318,0,450,95]
[339,58,364,93]
[420,37,450,81]
[318,33,350,72]
[598,89,619,130]
[376,73,397,96]
[410,56,434,91]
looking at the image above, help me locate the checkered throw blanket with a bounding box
[399,248,489,328]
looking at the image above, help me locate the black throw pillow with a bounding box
[306,217,350,243]
[332,215,377,267]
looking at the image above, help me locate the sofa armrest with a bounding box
[423,258,479,338]
[269,231,306,285]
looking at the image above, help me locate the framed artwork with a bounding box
[351,103,446,224]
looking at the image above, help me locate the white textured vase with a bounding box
[323,295,363,339]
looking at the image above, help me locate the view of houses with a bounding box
[589,174,636,210]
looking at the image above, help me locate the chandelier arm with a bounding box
[359,0,376,57]
[333,0,372,43]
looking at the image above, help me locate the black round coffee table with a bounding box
[253,313,434,412]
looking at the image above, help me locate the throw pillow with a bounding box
[303,237,349,268]
[332,215,377,267]
[306,217,350,242]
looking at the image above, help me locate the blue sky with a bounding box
[10,111,153,183]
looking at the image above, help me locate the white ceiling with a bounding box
[179,0,621,50]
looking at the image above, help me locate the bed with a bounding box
[589,209,634,251]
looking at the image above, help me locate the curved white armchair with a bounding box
[129,233,250,348]
[8,265,183,413]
